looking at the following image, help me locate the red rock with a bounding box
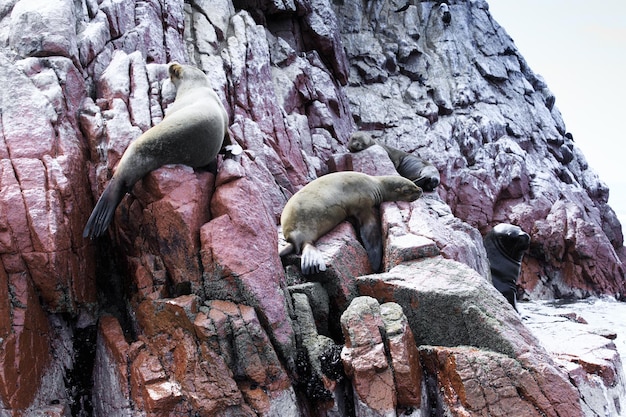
[527,200,626,298]
[380,302,422,408]
[0,160,34,253]
[99,315,130,372]
[136,296,198,338]
[198,301,296,415]
[130,348,173,412]
[314,222,372,307]
[0,268,50,410]
[0,261,10,339]
[341,297,397,415]
[202,170,295,358]
[135,167,213,294]
[357,258,585,416]
[420,346,583,417]
[134,296,258,416]
[446,169,495,229]
[143,379,184,414]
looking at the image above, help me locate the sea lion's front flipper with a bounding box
[301,243,326,275]
[358,210,383,272]
[83,177,127,239]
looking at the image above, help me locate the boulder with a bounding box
[0,0,623,414]
[356,257,584,416]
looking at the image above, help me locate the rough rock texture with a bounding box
[332,0,625,301]
[340,297,421,416]
[523,303,626,417]
[0,0,624,415]
[357,258,585,416]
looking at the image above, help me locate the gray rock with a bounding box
[9,0,78,60]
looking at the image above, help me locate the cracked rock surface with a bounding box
[0,0,623,415]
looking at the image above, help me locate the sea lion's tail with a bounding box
[83,178,126,239]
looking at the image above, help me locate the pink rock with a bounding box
[0,66,57,159]
[99,0,135,39]
[134,296,258,416]
[302,0,350,84]
[420,346,583,417]
[387,195,490,278]
[281,221,371,311]
[123,167,213,296]
[202,170,296,358]
[345,144,399,176]
[97,50,131,102]
[77,12,111,67]
[527,199,626,298]
[0,264,51,410]
[380,302,422,408]
[357,257,585,416]
[341,297,397,416]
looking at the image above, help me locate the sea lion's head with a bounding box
[489,223,530,263]
[378,175,423,203]
[168,62,210,89]
[348,132,376,152]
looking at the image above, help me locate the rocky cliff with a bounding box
[0,0,624,415]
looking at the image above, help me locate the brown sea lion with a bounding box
[280,171,423,274]
[484,223,530,312]
[83,62,229,238]
[348,132,440,192]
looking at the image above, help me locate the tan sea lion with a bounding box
[348,132,440,192]
[279,171,423,274]
[484,223,530,312]
[83,62,229,238]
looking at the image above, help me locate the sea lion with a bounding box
[280,171,423,274]
[348,132,440,192]
[83,62,229,238]
[483,223,530,312]
[439,2,451,25]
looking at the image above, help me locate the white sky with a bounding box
[487,0,626,230]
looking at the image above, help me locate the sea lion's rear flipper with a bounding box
[358,210,383,272]
[279,242,294,257]
[83,178,127,239]
[301,243,326,275]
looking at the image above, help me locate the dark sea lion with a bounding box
[280,171,423,274]
[439,2,451,25]
[484,223,530,312]
[348,132,440,192]
[83,63,229,238]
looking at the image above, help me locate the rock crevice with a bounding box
[0,0,623,415]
